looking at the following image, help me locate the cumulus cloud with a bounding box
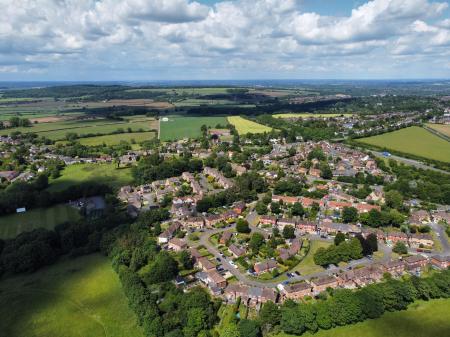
[0,0,449,79]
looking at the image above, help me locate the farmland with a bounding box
[273,113,354,118]
[274,298,450,337]
[0,254,143,337]
[48,163,133,192]
[357,126,450,163]
[159,116,228,141]
[426,123,450,137]
[0,204,81,239]
[227,116,273,134]
[78,131,156,146]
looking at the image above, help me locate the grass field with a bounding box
[357,126,450,163]
[292,240,330,275]
[48,163,133,192]
[159,116,228,141]
[0,254,143,337]
[274,298,450,337]
[227,116,273,135]
[273,113,354,118]
[0,204,81,239]
[78,131,156,146]
[127,87,233,95]
[426,123,450,137]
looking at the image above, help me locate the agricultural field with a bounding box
[357,126,450,163]
[0,116,157,141]
[274,298,450,337]
[0,204,81,239]
[227,116,273,135]
[48,163,133,192]
[78,131,156,146]
[127,87,233,95]
[426,123,450,137]
[159,116,228,141]
[0,254,144,337]
[273,113,354,118]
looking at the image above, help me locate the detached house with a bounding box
[254,260,277,275]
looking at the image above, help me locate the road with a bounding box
[369,150,449,175]
[429,221,450,255]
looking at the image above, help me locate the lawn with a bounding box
[78,131,156,146]
[48,163,133,192]
[357,126,450,163]
[273,113,354,118]
[426,123,450,137]
[292,240,330,275]
[0,204,81,239]
[159,116,228,141]
[227,116,272,135]
[273,298,450,337]
[0,254,144,337]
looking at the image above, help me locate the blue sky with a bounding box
[1,0,450,80]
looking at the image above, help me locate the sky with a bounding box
[1,0,450,81]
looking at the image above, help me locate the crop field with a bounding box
[275,298,450,337]
[273,113,354,118]
[127,87,233,95]
[0,204,81,239]
[48,163,133,192]
[0,253,143,337]
[78,131,156,146]
[0,116,157,140]
[159,116,228,141]
[426,123,450,137]
[357,126,450,163]
[227,116,273,134]
[173,98,236,107]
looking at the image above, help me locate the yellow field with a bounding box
[227,116,272,135]
[426,123,450,137]
[274,113,354,118]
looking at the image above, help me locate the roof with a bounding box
[284,282,311,293]
[312,276,337,286]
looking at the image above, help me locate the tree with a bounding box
[183,307,208,337]
[238,319,261,337]
[259,301,280,329]
[220,324,240,337]
[255,201,268,215]
[249,233,265,253]
[385,190,403,210]
[292,202,305,217]
[270,202,281,214]
[236,219,251,233]
[392,241,408,255]
[141,251,178,284]
[179,250,194,270]
[320,162,333,180]
[282,225,296,239]
[366,233,378,253]
[334,232,346,246]
[341,206,358,223]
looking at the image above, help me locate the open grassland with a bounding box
[426,123,450,137]
[273,113,354,118]
[48,163,133,192]
[0,254,143,337]
[0,204,81,239]
[292,240,330,275]
[357,126,450,163]
[78,131,156,146]
[160,116,228,141]
[227,116,273,134]
[274,298,450,337]
[0,116,157,140]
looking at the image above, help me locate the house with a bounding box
[183,216,205,229]
[254,260,277,275]
[158,222,182,244]
[206,270,227,288]
[231,163,247,176]
[408,233,434,248]
[308,168,321,178]
[277,218,296,230]
[229,244,246,258]
[355,203,381,214]
[0,170,19,181]
[197,257,216,272]
[296,221,317,234]
[189,247,202,262]
[232,201,246,215]
[319,222,360,235]
[432,211,450,224]
[168,238,187,252]
[259,215,277,226]
[361,228,385,241]
[280,282,312,300]
[430,255,450,269]
[386,232,408,245]
[205,214,222,227]
[272,195,299,205]
[311,276,339,295]
[327,201,352,211]
[278,239,302,261]
[338,265,384,288]
[383,259,405,275]
[220,231,232,244]
[224,284,278,307]
[404,255,428,272]
[299,196,323,208]
[409,210,430,224]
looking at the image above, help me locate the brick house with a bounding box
[404,255,428,272]
[311,276,339,295]
[277,218,296,230]
[281,282,312,300]
[254,260,277,275]
[229,244,246,258]
[408,233,434,248]
[383,259,405,275]
[259,215,277,226]
[197,257,216,272]
[296,221,317,234]
[431,255,450,269]
[220,231,232,245]
[168,238,187,252]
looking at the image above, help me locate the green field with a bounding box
[0,117,157,140]
[273,113,354,118]
[48,163,133,192]
[426,123,450,137]
[0,204,81,239]
[78,131,156,146]
[292,240,330,275]
[274,298,450,337]
[357,126,450,163]
[0,253,143,337]
[227,116,273,134]
[127,87,233,95]
[159,116,228,141]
